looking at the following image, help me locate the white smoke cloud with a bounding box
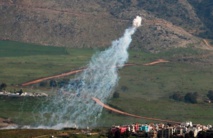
[33,16,141,129]
[133,16,142,28]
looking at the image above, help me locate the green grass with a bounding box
[0,96,45,125]
[0,40,213,127]
[0,129,104,138]
[0,40,94,85]
[0,40,69,57]
[0,129,58,138]
[100,98,213,126]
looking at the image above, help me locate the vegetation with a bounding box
[0,129,104,138]
[0,40,213,127]
[0,40,94,86]
[184,92,199,104]
[170,92,184,101]
[188,0,213,39]
[0,41,69,57]
[1,0,212,52]
[170,91,203,104]
[0,129,58,138]
[113,91,120,99]
[0,83,7,91]
[207,90,213,102]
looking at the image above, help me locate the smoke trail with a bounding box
[37,16,142,129]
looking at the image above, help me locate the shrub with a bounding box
[121,86,128,92]
[39,81,48,87]
[170,92,184,101]
[0,83,7,91]
[50,80,57,87]
[113,91,120,98]
[184,92,199,104]
[207,90,213,102]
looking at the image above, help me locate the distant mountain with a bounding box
[0,0,212,52]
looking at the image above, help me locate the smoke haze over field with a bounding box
[35,16,142,129]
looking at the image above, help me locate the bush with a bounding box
[49,80,57,87]
[113,91,120,98]
[39,81,48,87]
[121,86,128,92]
[58,79,69,88]
[0,83,7,91]
[207,90,213,102]
[184,92,199,104]
[170,92,184,101]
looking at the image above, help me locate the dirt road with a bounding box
[203,39,213,50]
[92,97,180,124]
[21,68,86,86]
[143,59,169,66]
[21,59,169,86]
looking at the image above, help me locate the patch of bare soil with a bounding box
[203,39,213,50]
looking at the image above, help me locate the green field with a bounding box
[0,40,213,127]
[0,40,94,86]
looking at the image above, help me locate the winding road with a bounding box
[92,97,180,124]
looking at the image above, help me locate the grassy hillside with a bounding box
[0,40,213,126]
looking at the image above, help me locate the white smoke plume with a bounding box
[133,16,142,28]
[35,16,142,129]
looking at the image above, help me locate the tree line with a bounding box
[170,90,213,104]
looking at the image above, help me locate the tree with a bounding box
[113,91,120,98]
[207,90,213,102]
[0,83,7,91]
[58,79,69,88]
[184,92,199,104]
[121,85,128,92]
[18,89,23,95]
[39,81,48,87]
[50,80,57,87]
[170,92,184,101]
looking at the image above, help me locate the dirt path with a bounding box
[21,59,168,86]
[143,59,169,66]
[203,39,213,50]
[21,68,86,86]
[92,97,180,124]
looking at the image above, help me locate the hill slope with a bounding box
[0,0,212,52]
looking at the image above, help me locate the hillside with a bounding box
[0,0,213,52]
[188,0,213,39]
[1,42,213,127]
